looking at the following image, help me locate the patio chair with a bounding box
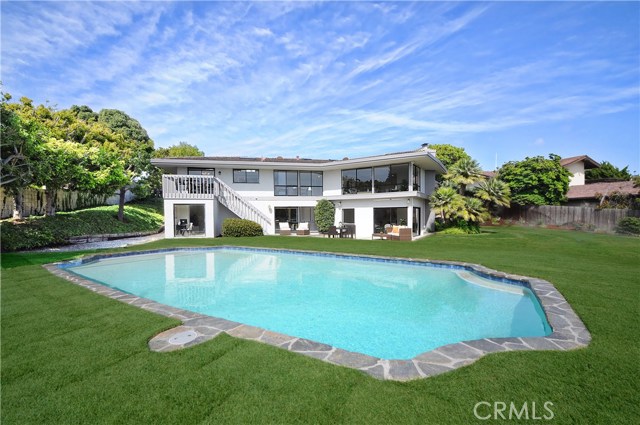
[177,219,188,236]
[297,222,310,235]
[279,222,292,236]
[326,226,339,238]
[185,222,193,236]
[344,224,356,238]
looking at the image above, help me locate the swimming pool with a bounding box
[63,247,551,359]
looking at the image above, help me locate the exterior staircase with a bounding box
[161,175,272,231]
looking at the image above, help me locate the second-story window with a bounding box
[299,171,323,196]
[274,171,323,196]
[188,168,215,175]
[274,171,298,196]
[413,165,421,192]
[342,168,372,194]
[233,169,259,183]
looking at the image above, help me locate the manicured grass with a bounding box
[0,199,164,252]
[2,226,638,424]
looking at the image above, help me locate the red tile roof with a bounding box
[567,181,640,200]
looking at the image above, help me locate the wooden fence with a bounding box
[501,205,640,232]
[0,188,135,219]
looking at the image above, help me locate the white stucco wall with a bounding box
[565,162,585,186]
[164,199,215,238]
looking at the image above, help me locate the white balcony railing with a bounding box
[162,174,271,230]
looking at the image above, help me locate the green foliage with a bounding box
[429,144,471,171]
[586,161,632,181]
[459,196,489,223]
[0,99,40,190]
[434,218,481,234]
[473,177,511,216]
[498,154,571,206]
[444,157,484,194]
[595,191,638,210]
[145,142,206,198]
[221,218,263,237]
[314,199,335,232]
[429,186,465,222]
[97,109,155,220]
[0,201,163,252]
[615,217,640,235]
[154,142,204,158]
[98,109,151,144]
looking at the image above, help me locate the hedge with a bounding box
[221,218,263,237]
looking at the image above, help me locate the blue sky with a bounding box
[2,1,639,172]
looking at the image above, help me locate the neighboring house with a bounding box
[482,155,600,186]
[566,180,640,207]
[151,144,446,239]
[560,155,600,186]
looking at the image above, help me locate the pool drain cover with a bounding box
[168,330,198,345]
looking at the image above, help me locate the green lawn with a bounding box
[0,199,164,252]
[2,226,638,424]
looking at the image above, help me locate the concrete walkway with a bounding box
[33,232,165,252]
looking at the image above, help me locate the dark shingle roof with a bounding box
[560,155,600,169]
[567,181,640,200]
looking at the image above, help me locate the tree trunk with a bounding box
[45,188,56,216]
[117,186,126,222]
[12,189,24,220]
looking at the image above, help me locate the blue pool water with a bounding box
[65,248,551,359]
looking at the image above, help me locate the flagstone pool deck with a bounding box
[44,247,590,381]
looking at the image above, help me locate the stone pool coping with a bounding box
[44,246,591,381]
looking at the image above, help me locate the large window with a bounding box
[343,163,410,194]
[233,169,259,183]
[342,168,372,194]
[299,171,323,196]
[274,171,323,196]
[374,164,409,193]
[373,207,408,233]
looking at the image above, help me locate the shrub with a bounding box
[615,217,640,236]
[314,199,335,233]
[434,218,480,234]
[222,218,263,237]
[439,227,468,235]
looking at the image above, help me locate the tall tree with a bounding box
[33,138,86,216]
[429,186,465,223]
[473,177,511,213]
[0,95,42,218]
[98,109,154,221]
[142,142,206,198]
[498,154,571,206]
[444,157,485,194]
[428,144,471,171]
[586,161,632,182]
[154,142,204,158]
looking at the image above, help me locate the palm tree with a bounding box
[459,196,490,223]
[429,186,464,223]
[444,158,485,195]
[474,177,511,213]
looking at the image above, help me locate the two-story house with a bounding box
[151,144,446,239]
